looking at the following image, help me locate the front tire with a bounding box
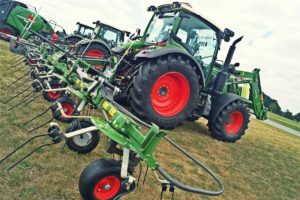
[79,158,125,200]
[66,120,100,154]
[129,55,200,129]
[208,100,250,142]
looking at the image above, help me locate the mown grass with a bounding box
[268,112,300,132]
[0,41,299,200]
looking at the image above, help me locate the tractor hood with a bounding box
[111,40,145,54]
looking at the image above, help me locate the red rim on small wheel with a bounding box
[61,102,74,116]
[93,176,121,200]
[47,86,61,100]
[225,111,244,135]
[151,72,190,117]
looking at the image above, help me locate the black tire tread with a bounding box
[129,55,200,129]
[79,158,122,200]
[208,100,250,142]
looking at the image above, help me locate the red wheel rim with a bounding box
[93,176,121,200]
[61,102,73,116]
[151,72,190,117]
[47,85,61,100]
[225,111,244,135]
[85,50,105,59]
[0,28,12,39]
[0,28,12,35]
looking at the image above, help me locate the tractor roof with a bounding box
[156,3,223,34]
[0,0,27,8]
[76,22,94,30]
[93,20,130,35]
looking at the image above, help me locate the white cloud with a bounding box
[19,0,300,113]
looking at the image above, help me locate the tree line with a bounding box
[263,93,300,122]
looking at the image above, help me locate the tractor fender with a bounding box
[64,34,84,41]
[77,38,112,54]
[135,48,205,86]
[209,93,242,123]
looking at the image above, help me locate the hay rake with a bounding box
[0,29,225,200]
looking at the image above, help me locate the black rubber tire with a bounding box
[0,25,17,41]
[65,120,100,154]
[208,100,250,142]
[54,98,78,123]
[129,55,200,129]
[187,115,200,121]
[77,42,111,59]
[64,36,82,45]
[42,79,65,102]
[79,158,125,200]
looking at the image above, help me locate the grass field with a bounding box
[268,112,300,132]
[0,41,299,200]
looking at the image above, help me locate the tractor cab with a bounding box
[0,1,28,24]
[143,3,234,76]
[74,22,94,38]
[93,21,129,48]
[0,0,53,40]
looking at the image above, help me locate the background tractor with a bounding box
[0,0,54,40]
[63,22,94,45]
[64,20,130,60]
[99,2,267,142]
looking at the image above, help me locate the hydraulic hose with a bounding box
[156,136,224,196]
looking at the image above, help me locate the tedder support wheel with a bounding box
[43,79,65,102]
[79,158,127,200]
[65,120,100,154]
[129,55,200,129]
[208,100,250,142]
[55,98,78,123]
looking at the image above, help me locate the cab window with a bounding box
[177,13,218,66]
[0,3,10,21]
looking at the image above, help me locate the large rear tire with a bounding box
[77,42,111,59]
[64,36,82,45]
[208,100,249,142]
[79,158,125,200]
[129,55,200,129]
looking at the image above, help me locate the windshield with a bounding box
[145,13,176,43]
[77,25,93,37]
[177,13,218,66]
[96,24,124,47]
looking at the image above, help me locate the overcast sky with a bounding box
[19,0,300,113]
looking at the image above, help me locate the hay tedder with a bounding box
[0,2,268,200]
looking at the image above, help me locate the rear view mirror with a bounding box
[147,6,157,12]
[223,28,234,42]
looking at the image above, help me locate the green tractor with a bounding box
[63,22,94,45]
[73,21,130,59]
[0,0,54,40]
[99,2,267,142]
